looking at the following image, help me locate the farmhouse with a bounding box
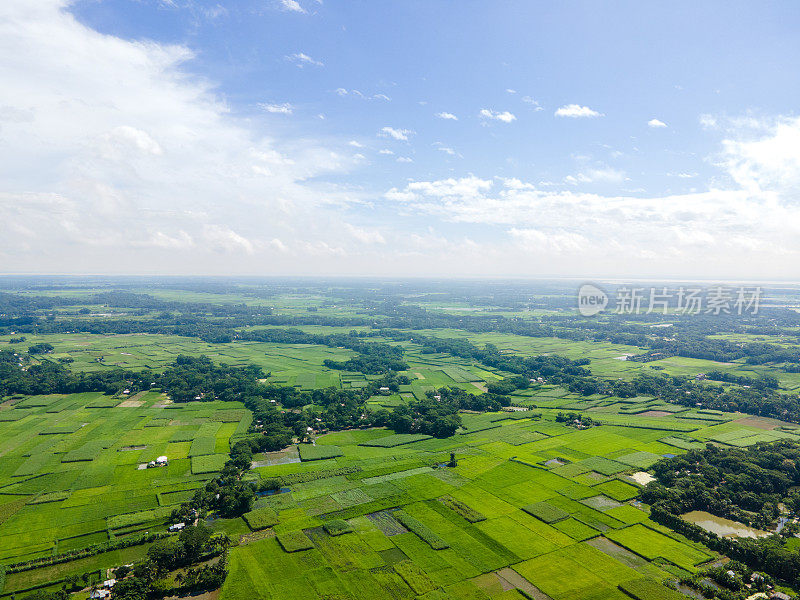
[147,456,169,468]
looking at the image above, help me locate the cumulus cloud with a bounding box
[479,109,516,123]
[279,0,306,13]
[554,104,602,118]
[0,0,375,274]
[719,116,800,195]
[286,52,323,67]
[381,157,800,278]
[259,102,294,114]
[648,118,668,128]
[435,112,458,120]
[379,126,414,141]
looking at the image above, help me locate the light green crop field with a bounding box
[4,284,800,599]
[220,405,752,600]
[0,390,246,593]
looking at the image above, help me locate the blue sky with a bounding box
[2,1,800,278]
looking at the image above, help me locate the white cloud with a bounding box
[335,88,390,101]
[381,165,800,278]
[259,102,294,114]
[554,104,602,118]
[438,147,456,155]
[720,116,800,195]
[0,0,375,274]
[396,157,413,163]
[286,52,323,67]
[435,112,458,121]
[348,140,363,148]
[506,89,516,94]
[344,223,385,244]
[203,225,254,254]
[479,109,516,123]
[565,167,627,184]
[378,149,394,155]
[102,126,163,156]
[279,0,306,13]
[522,96,544,111]
[648,118,667,128]
[379,126,414,141]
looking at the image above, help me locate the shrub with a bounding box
[522,501,569,523]
[242,507,278,531]
[439,496,485,523]
[392,510,449,549]
[322,519,353,536]
[276,531,314,552]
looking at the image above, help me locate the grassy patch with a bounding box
[298,444,343,461]
[522,501,569,524]
[243,507,279,530]
[276,530,314,552]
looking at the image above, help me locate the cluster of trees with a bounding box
[109,524,228,600]
[26,343,54,355]
[679,561,775,600]
[323,342,407,374]
[705,370,780,389]
[643,442,800,527]
[643,442,800,584]
[170,440,256,523]
[555,412,598,428]
[377,396,463,438]
[369,386,515,438]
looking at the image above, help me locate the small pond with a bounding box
[256,487,291,497]
[682,511,770,539]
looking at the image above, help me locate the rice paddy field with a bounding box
[222,405,756,600]
[0,389,251,596]
[3,280,800,598]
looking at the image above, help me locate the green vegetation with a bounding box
[276,531,314,552]
[3,279,800,598]
[242,507,278,530]
[298,444,343,461]
[523,501,570,523]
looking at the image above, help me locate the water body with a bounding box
[682,511,770,538]
[255,487,290,497]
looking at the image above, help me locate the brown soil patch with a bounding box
[734,416,792,430]
[239,529,276,545]
[497,568,553,600]
[637,410,671,417]
[118,400,144,408]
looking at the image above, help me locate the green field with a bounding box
[3,280,800,599]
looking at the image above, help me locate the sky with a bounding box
[1,0,800,279]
